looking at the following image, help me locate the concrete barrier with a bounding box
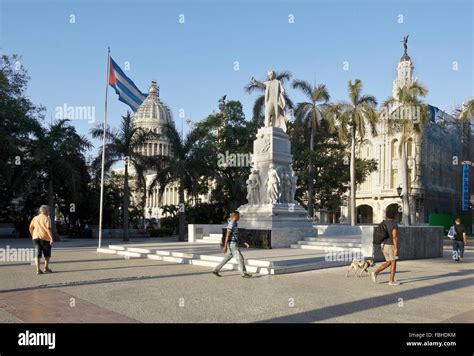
[361,225,444,261]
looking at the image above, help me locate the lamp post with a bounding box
[410,182,422,225]
[396,185,403,198]
[396,185,403,223]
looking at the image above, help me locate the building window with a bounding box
[391,169,398,189]
[407,138,413,157]
[391,139,398,159]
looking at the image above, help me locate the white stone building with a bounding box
[340,47,469,224]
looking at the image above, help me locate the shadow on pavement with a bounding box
[259,270,474,323]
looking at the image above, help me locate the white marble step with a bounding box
[116,250,142,258]
[304,235,361,242]
[195,238,221,244]
[108,245,126,251]
[96,248,117,254]
[297,241,362,248]
[290,244,361,252]
[202,236,221,241]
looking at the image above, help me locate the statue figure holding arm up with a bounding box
[251,70,287,132]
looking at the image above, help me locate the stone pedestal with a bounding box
[237,126,316,248]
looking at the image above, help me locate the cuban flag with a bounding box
[109,57,147,111]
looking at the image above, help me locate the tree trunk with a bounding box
[400,133,411,225]
[350,126,357,226]
[178,183,185,242]
[123,162,130,241]
[47,175,60,241]
[307,113,315,218]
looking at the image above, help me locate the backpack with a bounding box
[447,225,457,240]
[373,221,389,245]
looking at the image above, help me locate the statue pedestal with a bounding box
[237,127,316,248]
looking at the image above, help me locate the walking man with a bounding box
[371,209,399,285]
[29,205,54,275]
[212,211,252,278]
[453,218,468,262]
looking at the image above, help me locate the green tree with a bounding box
[0,55,44,225]
[193,98,257,214]
[30,119,92,239]
[291,79,330,217]
[326,79,378,226]
[146,122,213,241]
[288,119,377,218]
[458,99,474,122]
[382,82,429,225]
[91,111,153,241]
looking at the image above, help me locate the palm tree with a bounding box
[326,79,378,226]
[90,111,153,241]
[291,79,330,218]
[458,99,474,123]
[245,70,294,126]
[146,122,211,241]
[382,82,429,225]
[31,119,92,239]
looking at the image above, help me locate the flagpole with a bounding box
[98,47,110,249]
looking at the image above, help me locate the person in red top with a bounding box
[29,205,54,275]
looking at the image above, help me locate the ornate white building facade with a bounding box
[340,47,469,224]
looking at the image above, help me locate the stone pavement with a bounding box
[0,238,472,323]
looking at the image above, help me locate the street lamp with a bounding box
[396,185,403,198]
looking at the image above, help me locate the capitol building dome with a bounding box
[134,80,173,127]
[133,80,174,158]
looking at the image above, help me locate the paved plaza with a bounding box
[0,238,472,323]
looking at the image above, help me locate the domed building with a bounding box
[128,80,180,220]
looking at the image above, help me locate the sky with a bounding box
[1,0,472,160]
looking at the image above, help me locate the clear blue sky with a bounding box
[1,0,472,158]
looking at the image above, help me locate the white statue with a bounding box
[251,70,287,132]
[290,169,298,202]
[284,171,292,203]
[266,164,280,204]
[246,169,261,205]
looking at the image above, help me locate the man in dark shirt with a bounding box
[453,218,468,262]
[371,209,399,285]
